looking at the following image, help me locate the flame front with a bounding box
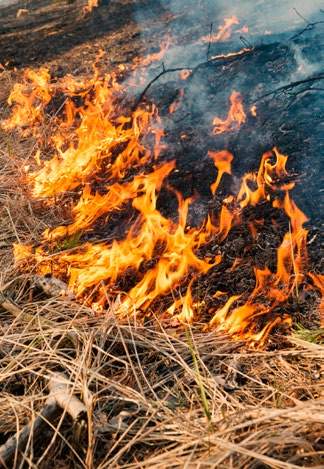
[4,62,322,345]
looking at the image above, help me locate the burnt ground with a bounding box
[0,0,323,329]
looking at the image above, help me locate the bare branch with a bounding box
[252,75,324,103]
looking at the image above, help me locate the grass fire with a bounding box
[0,1,323,467]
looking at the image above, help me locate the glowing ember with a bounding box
[250,105,257,116]
[181,70,191,80]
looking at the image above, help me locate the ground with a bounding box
[0,1,323,468]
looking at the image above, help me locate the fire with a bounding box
[212,91,246,134]
[170,89,184,115]
[210,47,253,61]
[4,63,323,345]
[181,70,191,80]
[2,68,51,136]
[133,38,172,67]
[83,0,98,15]
[250,105,257,116]
[201,16,239,43]
[209,150,233,196]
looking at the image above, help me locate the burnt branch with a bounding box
[289,9,324,41]
[132,48,254,112]
[131,65,189,113]
[252,75,324,103]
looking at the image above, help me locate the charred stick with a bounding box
[206,22,213,61]
[0,373,86,468]
[289,8,324,41]
[240,36,253,49]
[132,47,254,112]
[0,397,61,468]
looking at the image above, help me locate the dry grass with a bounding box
[0,69,323,469]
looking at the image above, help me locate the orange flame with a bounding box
[212,91,246,134]
[181,70,191,80]
[201,16,239,43]
[5,63,322,345]
[2,68,51,135]
[134,38,172,67]
[209,150,233,195]
[250,105,257,116]
[170,89,184,115]
[83,0,99,14]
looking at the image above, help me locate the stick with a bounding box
[0,292,55,328]
[288,9,324,41]
[0,397,60,468]
[131,47,253,113]
[48,372,87,422]
[0,373,86,468]
[131,65,188,112]
[207,22,213,61]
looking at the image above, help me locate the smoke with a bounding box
[129,0,323,168]
[289,43,322,81]
[154,0,323,36]
[134,0,323,72]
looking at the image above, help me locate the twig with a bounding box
[131,65,189,112]
[288,9,324,41]
[207,22,213,61]
[240,36,253,48]
[131,48,254,112]
[48,372,87,422]
[294,8,311,23]
[0,398,61,468]
[252,74,324,104]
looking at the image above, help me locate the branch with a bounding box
[131,65,190,112]
[289,9,324,41]
[131,47,254,112]
[252,74,324,103]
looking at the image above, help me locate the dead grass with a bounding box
[0,69,323,469]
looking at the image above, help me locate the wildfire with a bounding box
[3,60,322,345]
